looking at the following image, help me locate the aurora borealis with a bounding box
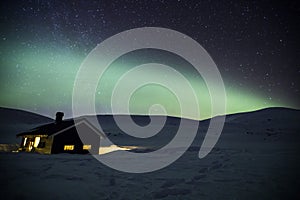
[0,0,299,120]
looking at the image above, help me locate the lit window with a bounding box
[64,145,74,150]
[83,145,91,150]
[23,138,27,146]
[33,137,40,147]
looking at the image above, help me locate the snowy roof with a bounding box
[17,118,105,138]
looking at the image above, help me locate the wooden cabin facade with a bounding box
[17,112,105,154]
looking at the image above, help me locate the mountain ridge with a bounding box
[0,106,299,144]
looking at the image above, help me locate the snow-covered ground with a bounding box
[0,107,300,199]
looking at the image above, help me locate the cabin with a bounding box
[17,112,105,154]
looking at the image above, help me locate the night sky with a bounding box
[0,0,299,119]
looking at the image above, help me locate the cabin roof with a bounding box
[17,118,105,138]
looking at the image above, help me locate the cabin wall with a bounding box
[35,137,53,154]
[51,125,100,154]
[76,122,101,154]
[19,136,33,152]
[19,136,53,154]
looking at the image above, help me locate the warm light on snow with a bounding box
[99,145,137,155]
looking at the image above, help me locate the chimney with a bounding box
[55,112,64,124]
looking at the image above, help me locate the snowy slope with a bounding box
[0,107,53,143]
[0,107,299,199]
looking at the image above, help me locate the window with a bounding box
[83,145,91,150]
[33,137,40,147]
[64,145,74,151]
[23,138,27,146]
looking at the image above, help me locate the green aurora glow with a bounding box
[0,43,288,120]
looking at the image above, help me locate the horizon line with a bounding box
[0,105,299,121]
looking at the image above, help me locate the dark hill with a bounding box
[0,106,299,144]
[0,107,53,143]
